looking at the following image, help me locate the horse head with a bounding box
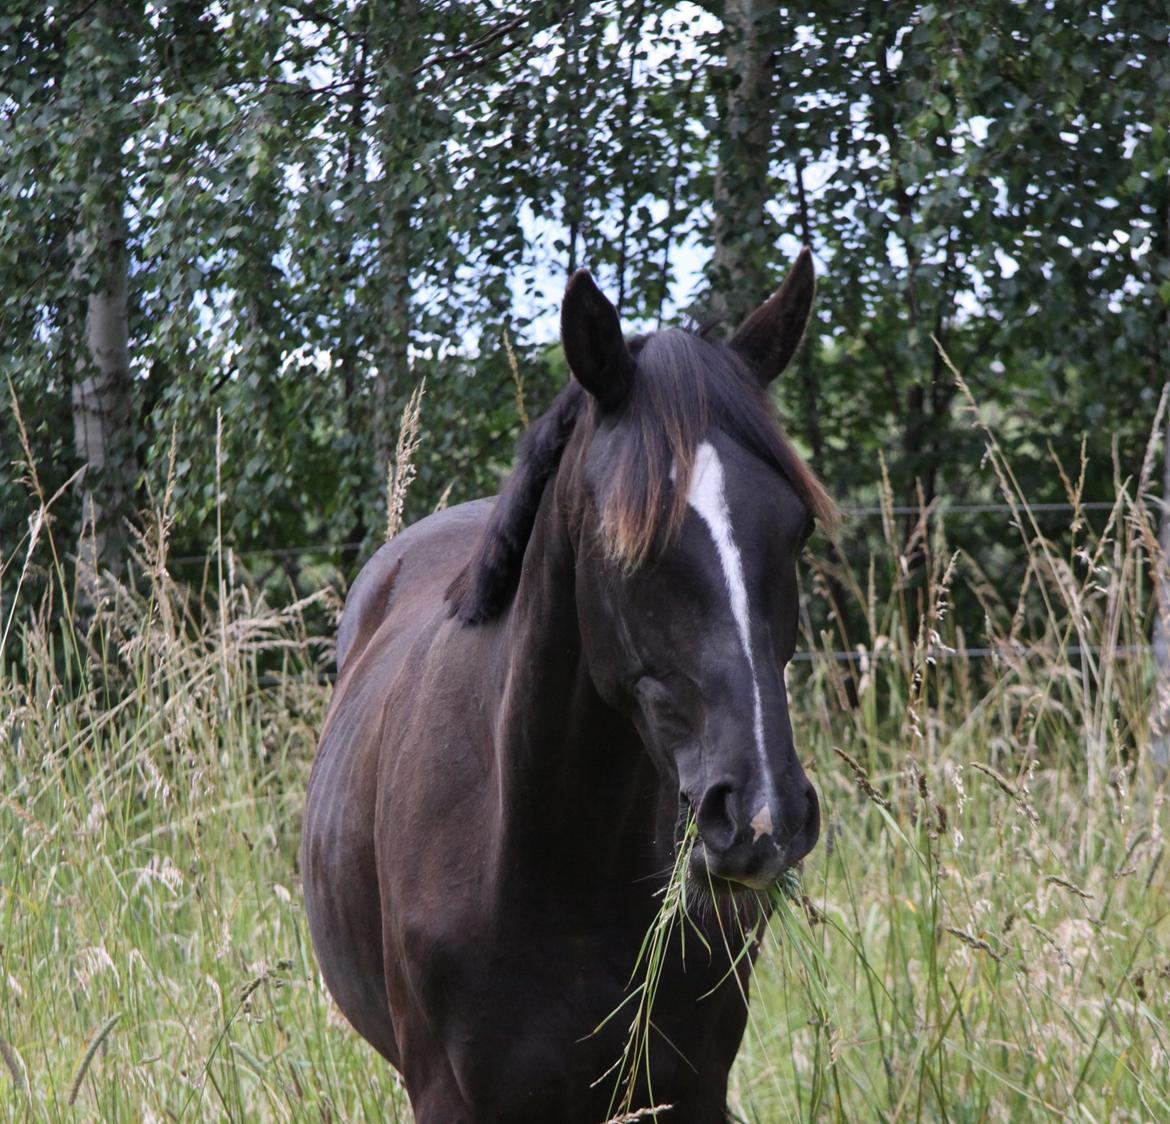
[559,250,834,890]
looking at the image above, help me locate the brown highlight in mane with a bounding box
[592,331,707,568]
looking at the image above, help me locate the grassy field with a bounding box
[2,394,1169,1121]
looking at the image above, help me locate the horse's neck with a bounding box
[487,489,668,893]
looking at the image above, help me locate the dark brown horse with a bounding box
[302,250,836,1123]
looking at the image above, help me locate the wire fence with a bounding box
[790,643,1154,664]
[162,495,1160,666]
[262,641,1154,688]
[844,500,1121,516]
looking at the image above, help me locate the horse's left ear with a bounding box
[730,246,816,387]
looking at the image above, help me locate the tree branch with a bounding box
[411,12,528,77]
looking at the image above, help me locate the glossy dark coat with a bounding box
[302,251,833,1123]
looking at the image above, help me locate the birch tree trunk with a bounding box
[373,3,421,486]
[710,0,774,325]
[68,0,141,596]
[374,197,413,480]
[1149,190,1170,778]
[72,177,135,592]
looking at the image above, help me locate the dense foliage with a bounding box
[2,1,1167,616]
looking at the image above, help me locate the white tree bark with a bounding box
[68,0,140,596]
[710,0,774,324]
[73,203,133,589]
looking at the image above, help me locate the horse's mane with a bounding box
[446,329,837,624]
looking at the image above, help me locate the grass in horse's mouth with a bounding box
[592,812,697,1117]
[596,814,808,1119]
[673,794,804,899]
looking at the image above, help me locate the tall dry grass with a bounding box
[1,376,1168,1122]
[1,401,409,1121]
[723,374,1170,1121]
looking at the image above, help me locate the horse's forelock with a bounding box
[596,330,708,568]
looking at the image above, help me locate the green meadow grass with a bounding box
[2,389,1168,1121]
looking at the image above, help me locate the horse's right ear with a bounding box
[561,270,634,411]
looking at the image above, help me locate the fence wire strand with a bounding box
[164,497,1158,664]
[166,499,1127,567]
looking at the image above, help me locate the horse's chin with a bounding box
[684,847,781,901]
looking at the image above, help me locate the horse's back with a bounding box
[302,497,494,1067]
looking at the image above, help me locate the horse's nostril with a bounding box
[695,782,736,852]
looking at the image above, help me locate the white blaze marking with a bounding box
[685,441,775,825]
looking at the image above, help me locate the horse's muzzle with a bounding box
[690,779,820,890]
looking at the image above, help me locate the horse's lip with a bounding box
[687,841,790,894]
[685,867,775,899]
